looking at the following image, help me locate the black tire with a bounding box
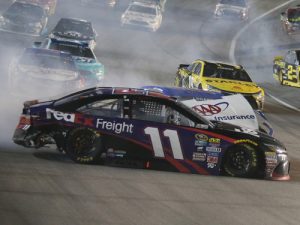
[223,144,259,178]
[65,127,104,164]
[198,83,203,89]
[279,70,284,85]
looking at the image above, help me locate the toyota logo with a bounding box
[192,102,229,116]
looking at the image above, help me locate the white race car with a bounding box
[215,0,249,21]
[121,1,162,32]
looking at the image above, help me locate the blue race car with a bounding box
[9,48,84,98]
[34,38,104,86]
[13,87,290,180]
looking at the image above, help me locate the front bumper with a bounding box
[121,17,160,32]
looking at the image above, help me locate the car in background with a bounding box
[80,0,119,8]
[215,0,249,20]
[273,50,300,87]
[12,86,289,180]
[9,48,84,98]
[34,38,104,86]
[121,1,162,32]
[142,86,273,136]
[280,6,300,35]
[174,59,265,110]
[49,18,97,49]
[22,0,57,15]
[0,1,48,37]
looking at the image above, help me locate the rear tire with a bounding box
[65,127,104,164]
[223,144,259,178]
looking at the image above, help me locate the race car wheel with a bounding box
[66,127,104,164]
[223,144,259,178]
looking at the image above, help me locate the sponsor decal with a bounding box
[195,140,207,146]
[214,114,255,121]
[207,163,216,168]
[206,147,222,153]
[192,152,206,162]
[234,139,258,146]
[209,138,220,144]
[207,156,218,164]
[194,134,208,146]
[265,152,277,164]
[192,102,229,116]
[96,118,133,134]
[197,146,205,152]
[46,108,75,122]
[234,128,259,137]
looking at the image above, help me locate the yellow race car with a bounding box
[273,50,300,88]
[175,59,265,110]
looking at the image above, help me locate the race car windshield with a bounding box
[128,5,156,15]
[203,63,252,82]
[4,2,44,22]
[49,42,95,59]
[19,53,76,71]
[287,8,300,22]
[219,0,246,7]
[53,19,94,39]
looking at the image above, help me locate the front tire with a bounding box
[223,144,259,178]
[65,127,104,164]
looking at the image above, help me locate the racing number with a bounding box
[287,65,297,81]
[144,127,184,160]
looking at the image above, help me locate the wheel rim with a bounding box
[72,132,96,155]
[230,149,251,172]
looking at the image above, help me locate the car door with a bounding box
[128,95,223,175]
[284,50,298,83]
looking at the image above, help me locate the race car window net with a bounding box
[203,62,252,82]
[77,98,123,118]
[131,99,195,127]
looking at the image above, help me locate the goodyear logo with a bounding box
[195,134,208,141]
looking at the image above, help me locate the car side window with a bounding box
[77,98,123,118]
[187,63,195,72]
[193,63,202,75]
[131,98,195,127]
[285,51,294,64]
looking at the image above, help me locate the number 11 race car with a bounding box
[13,87,290,180]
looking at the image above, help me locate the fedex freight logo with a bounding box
[192,102,229,116]
[96,119,133,134]
[46,108,75,122]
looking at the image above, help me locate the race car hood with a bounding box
[124,11,157,21]
[204,78,262,94]
[181,94,259,131]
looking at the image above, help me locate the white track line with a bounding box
[229,0,299,111]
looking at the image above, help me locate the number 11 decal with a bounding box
[144,127,184,160]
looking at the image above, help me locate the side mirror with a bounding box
[33,41,42,48]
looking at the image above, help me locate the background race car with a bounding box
[13,87,289,180]
[34,38,104,86]
[9,48,84,98]
[280,5,300,35]
[214,0,249,21]
[23,0,57,15]
[273,50,300,88]
[175,59,265,110]
[49,18,97,49]
[0,1,48,37]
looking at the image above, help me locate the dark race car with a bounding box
[281,6,300,35]
[12,87,290,180]
[0,1,48,37]
[49,18,97,49]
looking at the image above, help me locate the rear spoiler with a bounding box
[178,64,189,69]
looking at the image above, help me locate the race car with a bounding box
[22,0,57,15]
[9,48,84,98]
[49,18,97,49]
[215,0,249,21]
[273,50,300,87]
[121,1,163,32]
[13,87,289,180]
[280,5,300,35]
[0,1,48,37]
[142,86,273,136]
[174,59,265,110]
[80,0,119,8]
[33,38,104,86]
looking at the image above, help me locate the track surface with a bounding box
[0,1,300,224]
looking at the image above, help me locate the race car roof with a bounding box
[142,86,224,99]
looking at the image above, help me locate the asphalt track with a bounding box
[0,0,300,224]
